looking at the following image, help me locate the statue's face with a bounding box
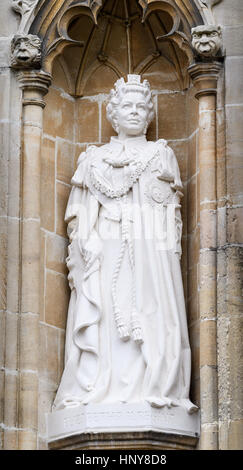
[11,35,41,67]
[116,91,148,137]
[15,38,33,62]
[191,26,221,57]
[13,37,40,64]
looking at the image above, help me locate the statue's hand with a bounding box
[82,236,103,271]
[67,218,77,241]
[82,249,102,271]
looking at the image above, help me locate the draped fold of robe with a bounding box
[53,135,197,413]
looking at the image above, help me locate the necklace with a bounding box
[89,151,159,199]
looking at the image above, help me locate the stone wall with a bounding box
[213,0,243,450]
[0,0,242,451]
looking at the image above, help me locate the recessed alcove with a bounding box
[38,0,200,449]
[2,0,242,452]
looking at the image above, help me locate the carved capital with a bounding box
[188,61,222,99]
[191,25,222,59]
[17,69,52,107]
[11,34,42,69]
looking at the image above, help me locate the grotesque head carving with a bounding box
[191,25,222,57]
[106,75,155,137]
[11,34,42,68]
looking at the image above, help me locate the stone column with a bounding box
[188,59,222,450]
[3,36,51,446]
[4,33,51,449]
[18,70,51,449]
[17,70,51,449]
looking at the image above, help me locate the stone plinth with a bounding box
[49,431,198,450]
[47,403,200,450]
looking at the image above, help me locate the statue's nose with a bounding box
[131,105,138,114]
[201,34,209,43]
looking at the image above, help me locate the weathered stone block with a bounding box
[6,217,20,313]
[228,419,243,450]
[158,92,187,140]
[19,371,38,429]
[5,312,18,370]
[200,320,217,367]
[213,1,243,26]
[56,181,71,238]
[0,123,9,218]
[41,138,55,232]
[187,264,199,325]
[200,365,218,424]
[188,132,197,180]
[226,105,243,143]
[227,165,243,205]
[44,88,75,140]
[223,25,243,55]
[186,87,199,137]
[19,313,39,370]
[227,207,243,244]
[46,233,68,276]
[40,229,45,323]
[225,57,243,105]
[187,227,200,268]
[45,271,70,329]
[18,430,37,450]
[21,219,40,314]
[39,323,59,387]
[187,175,197,234]
[56,139,75,185]
[3,429,18,451]
[228,316,243,420]
[0,218,7,311]
[168,139,188,182]
[76,99,99,143]
[200,210,217,249]
[4,373,18,427]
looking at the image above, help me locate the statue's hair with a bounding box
[11,34,42,52]
[106,76,155,133]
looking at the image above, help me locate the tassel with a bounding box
[131,311,143,345]
[114,308,130,342]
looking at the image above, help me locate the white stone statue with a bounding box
[53,75,197,415]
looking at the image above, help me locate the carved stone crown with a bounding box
[114,74,151,95]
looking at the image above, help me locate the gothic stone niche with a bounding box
[37,0,202,451]
[47,74,200,447]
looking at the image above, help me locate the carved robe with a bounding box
[53,135,196,413]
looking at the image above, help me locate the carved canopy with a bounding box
[12,1,221,94]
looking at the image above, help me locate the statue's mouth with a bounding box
[18,54,30,61]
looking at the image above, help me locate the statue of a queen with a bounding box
[53,75,197,414]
